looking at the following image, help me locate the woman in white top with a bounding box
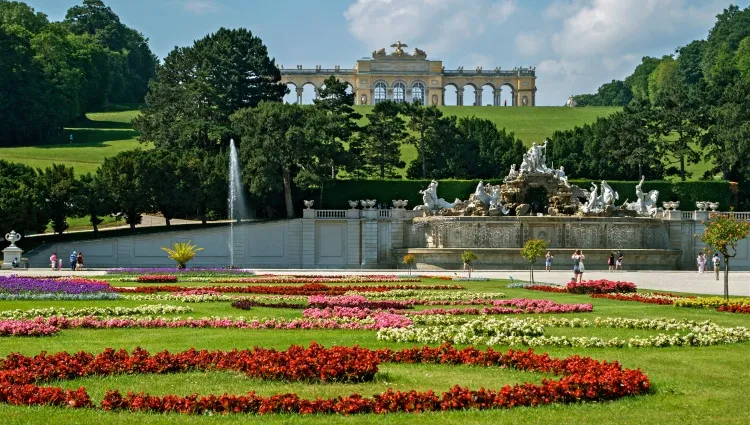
[572,250,585,283]
[697,252,705,273]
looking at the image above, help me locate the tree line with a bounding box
[0,0,156,146]
[565,4,750,190]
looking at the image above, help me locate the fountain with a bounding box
[228,139,247,267]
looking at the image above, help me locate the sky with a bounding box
[25,0,750,106]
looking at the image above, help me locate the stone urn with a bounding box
[708,202,719,212]
[366,200,376,209]
[401,200,408,209]
[2,230,23,270]
[348,200,359,209]
[662,201,672,210]
[672,201,680,210]
[303,200,314,209]
[695,201,705,211]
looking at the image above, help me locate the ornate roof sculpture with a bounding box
[372,41,427,59]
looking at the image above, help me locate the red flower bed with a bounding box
[525,285,568,293]
[591,293,675,305]
[231,300,306,310]
[136,275,178,284]
[212,276,421,284]
[716,304,750,314]
[0,343,650,415]
[566,279,637,294]
[115,283,464,295]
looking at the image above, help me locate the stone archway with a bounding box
[462,83,477,106]
[499,83,515,106]
[283,82,299,104]
[443,83,459,106]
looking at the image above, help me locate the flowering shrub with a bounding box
[0,343,650,415]
[566,279,637,294]
[407,299,592,316]
[0,304,192,319]
[351,290,506,302]
[0,276,113,295]
[674,297,750,309]
[0,292,120,301]
[136,275,178,283]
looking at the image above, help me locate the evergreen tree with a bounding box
[360,101,406,179]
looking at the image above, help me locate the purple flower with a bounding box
[0,276,113,295]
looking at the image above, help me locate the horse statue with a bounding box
[413,180,461,212]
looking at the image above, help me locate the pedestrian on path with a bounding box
[572,250,585,283]
[616,250,623,270]
[545,252,553,271]
[697,252,705,273]
[49,253,57,271]
[607,252,615,271]
[70,251,77,271]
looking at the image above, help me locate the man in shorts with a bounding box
[615,250,623,270]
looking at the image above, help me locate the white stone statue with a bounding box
[622,176,662,217]
[585,183,599,212]
[520,153,532,174]
[600,180,619,207]
[566,96,577,107]
[473,181,492,206]
[521,140,551,174]
[4,230,21,247]
[505,164,519,181]
[554,166,569,186]
[413,180,460,212]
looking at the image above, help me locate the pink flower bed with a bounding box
[409,299,592,315]
[0,319,60,336]
[307,295,413,309]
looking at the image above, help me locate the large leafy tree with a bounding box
[96,150,150,229]
[38,164,77,235]
[144,149,193,226]
[573,80,632,106]
[177,150,227,224]
[403,102,443,179]
[360,101,406,179]
[232,102,334,218]
[71,172,111,234]
[625,56,664,100]
[0,160,49,236]
[134,28,287,151]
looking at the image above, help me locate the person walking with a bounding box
[572,250,585,283]
[712,253,721,281]
[70,251,77,271]
[58,258,63,271]
[50,252,57,271]
[697,252,705,273]
[615,250,623,270]
[607,252,615,271]
[545,251,553,271]
[76,252,84,271]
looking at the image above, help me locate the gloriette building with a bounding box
[280,41,537,106]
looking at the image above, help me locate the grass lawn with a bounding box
[0,110,149,176]
[0,278,749,424]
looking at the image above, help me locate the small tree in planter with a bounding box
[699,213,750,301]
[402,254,416,275]
[461,250,478,278]
[161,241,204,269]
[521,239,548,284]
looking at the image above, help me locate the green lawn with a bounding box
[0,279,749,424]
[0,110,149,176]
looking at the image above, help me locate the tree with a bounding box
[457,117,525,179]
[0,160,50,236]
[134,28,286,151]
[177,150,227,224]
[96,150,150,229]
[232,102,334,218]
[521,239,548,285]
[38,164,77,235]
[461,251,478,278]
[625,56,664,100]
[405,115,462,179]
[71,172,110,234]
[360,100,406,179]
[403,101,442,179]
[573,80,632,106]
[606,100,664,179]
[144,149,192,226]
[699,213,750,300]
[402,254,415,276]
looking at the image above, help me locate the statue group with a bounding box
[413,140,661,217]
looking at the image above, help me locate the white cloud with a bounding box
[344,0,517,55]
[515,33,545,57]
[182,0,218,15]
[548,0,724,58]
[537,58,586,77]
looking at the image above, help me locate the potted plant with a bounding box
[461,250,478,278]
[161,241,204,269]
[402,254,416,275]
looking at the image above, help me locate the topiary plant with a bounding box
[461,250,478,278]
[161,241,204,269]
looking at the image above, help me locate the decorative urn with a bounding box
[4,230,21,247]
[348,200,359,209]
[303,200,314,209]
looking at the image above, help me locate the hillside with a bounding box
[0,106,619,177]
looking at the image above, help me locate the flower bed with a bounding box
[566,279,637,294]
[673,297,750,309]
[0,319,59,336]
[308,295,413,309]
[717,305,750,314]
[524,285,568,293]
[186,275,422,284]
[377,316,750,348]
[0,276,113,295]
[136,275,178,283]
[0,292,120,301]
[114,283,464,296]
[408,299,592,316]
[0,343,650,415]
[107,268,256,277]
[591,293,680,305]
[0,304,192,319]
[231,300,306,310]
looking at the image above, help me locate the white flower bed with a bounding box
[377,316,750,348]
[0,304,192,319]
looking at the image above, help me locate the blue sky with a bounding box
[26,0,750,105]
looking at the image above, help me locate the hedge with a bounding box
[320,179,731,212]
